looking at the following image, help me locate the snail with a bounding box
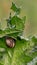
[5,36,16,48]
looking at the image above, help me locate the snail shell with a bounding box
[5,36,15,48]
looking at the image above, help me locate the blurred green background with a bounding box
[0,0,37,38]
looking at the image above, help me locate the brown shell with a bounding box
[5,37,15,48]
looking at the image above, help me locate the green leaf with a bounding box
[31,36,37,46]
[11,2,20,15]
[0,28,22,38]
[11,39,33,65]
[11,38,37,65]
[11,16,25,31]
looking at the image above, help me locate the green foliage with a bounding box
[32,36,37,46]
[0,36,37,65]
[11,2,20,15]
[0,28,22,38]
[0,2,37,65]
[11,16,25,31]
